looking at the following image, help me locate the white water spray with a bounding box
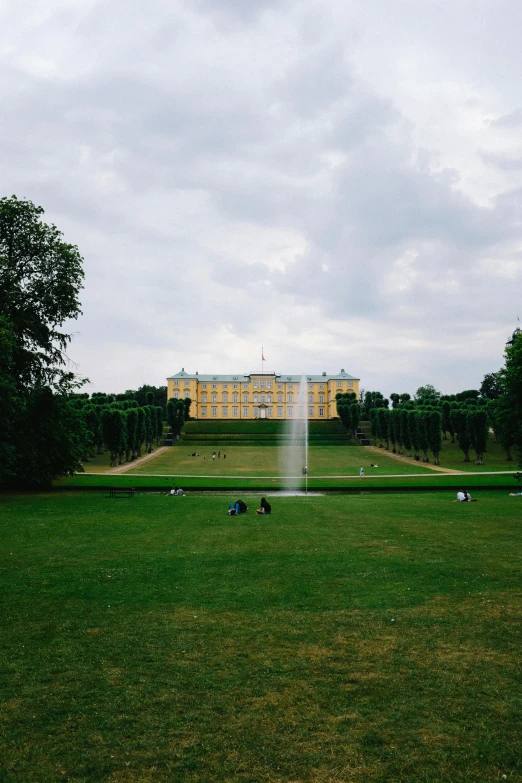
[279,375,309,494]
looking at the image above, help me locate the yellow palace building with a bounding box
[166,369,360,420]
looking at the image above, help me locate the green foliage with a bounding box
[425,409,443,464]
[0,195,84,389]
[0,316,18,485]
[377,408,389,448]
[480,371,503,400]
[399,407,412,455]
[498,333,522,467]
[126,384,167,411]
[455,389,479,402]
[102,408,127,467]
[450,407,472,462]
[414,384,441,406]
[441,399,452,441]
[390,392,400,408]
[336,393,359,435]
[467,408,488,465]
[136,407,146,457]
[407,409,420,460]
[125,407,139,461]
[167,398,186,438]
[362,390,388,417]
[0,197,87,487]
[7,388,86,487]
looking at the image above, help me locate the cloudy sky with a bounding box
[2,0,521,396]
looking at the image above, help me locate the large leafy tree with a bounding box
[414,385,441,406]
[0,196,84,389]
[480,371,503,400]
[0,196,86,487]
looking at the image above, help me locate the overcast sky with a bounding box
[2,0,521,396]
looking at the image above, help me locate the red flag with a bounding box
[262,346,265,362]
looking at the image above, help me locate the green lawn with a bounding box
[79,433,514,479]
[82,444,435,478]
[1,492,521,782]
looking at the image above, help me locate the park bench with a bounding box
[109,487,135,498]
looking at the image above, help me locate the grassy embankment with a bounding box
[62,425,521,490]
[1,491,520,782]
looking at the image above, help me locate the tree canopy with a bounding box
[0,196,85,487]
[0,195,84,390]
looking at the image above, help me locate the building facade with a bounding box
[166,369,360,420]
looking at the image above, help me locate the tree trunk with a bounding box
[506,447,513,461]
[407,448,412,457]
[414,449,420,461]
[476,452,484,465]
[433,451,440,465]
[463,449,470,462]
[422,450,429,462]
[110,451,117,467]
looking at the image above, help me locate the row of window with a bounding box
[198,393,328,403]
[173,389,347,404]
[173,380,353,389]
[200,407,326,417]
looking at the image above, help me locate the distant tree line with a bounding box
[74,390,191,468]
[338,349,522,467]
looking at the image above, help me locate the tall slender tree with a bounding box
[467,408,488,465]
[450,407,471,463]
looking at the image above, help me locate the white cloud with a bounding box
[1,0,521,397]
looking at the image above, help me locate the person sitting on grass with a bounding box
[177,487,184,496]
[256,497,271,515]
[509,492,522,496]
[235,499,248,513]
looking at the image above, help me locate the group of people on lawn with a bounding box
[168,488,271,515]
[228,498,271,515]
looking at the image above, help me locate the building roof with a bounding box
[166,369,359,382]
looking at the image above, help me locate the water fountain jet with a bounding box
[279,375,309,495]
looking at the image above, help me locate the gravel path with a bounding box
[363,445,465,473]
[107,446,168,474]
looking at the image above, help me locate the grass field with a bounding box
[1,491,521,782]
[79,433,516,477]
[69,433,522,492]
